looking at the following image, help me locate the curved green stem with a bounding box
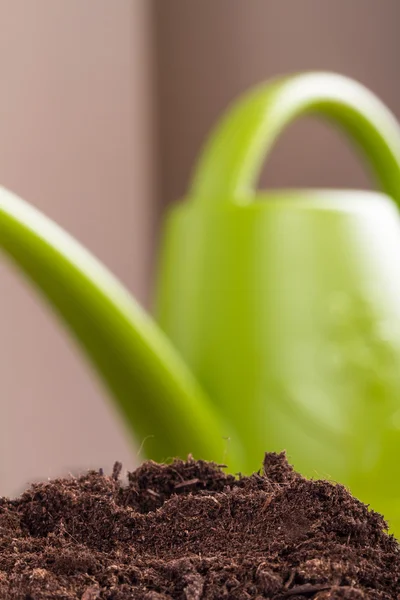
[0,186,238,467]
[190,72,400,205]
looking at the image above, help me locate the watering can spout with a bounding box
[0,185,237,468]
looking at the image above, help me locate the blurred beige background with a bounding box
[0,1,154,494]
[1,0,400,494]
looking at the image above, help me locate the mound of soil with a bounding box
[0,453,399,599]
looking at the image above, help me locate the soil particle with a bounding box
[0,452,399,599]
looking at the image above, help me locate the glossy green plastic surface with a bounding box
[2,72,400,533]
[156,73,400,532]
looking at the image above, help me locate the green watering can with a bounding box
[2,72,400,531]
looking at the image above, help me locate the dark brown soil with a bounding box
[0,452,399,599]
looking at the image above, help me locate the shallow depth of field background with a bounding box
[0,0,399,494]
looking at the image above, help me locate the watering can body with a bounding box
[155,73,400,531]
[156,191,400,527]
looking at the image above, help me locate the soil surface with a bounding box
[0,452,399,599]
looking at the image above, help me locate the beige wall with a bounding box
[0,1,154,494]
[2,1,400,494]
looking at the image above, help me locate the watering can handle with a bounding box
[189,72,400,206]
